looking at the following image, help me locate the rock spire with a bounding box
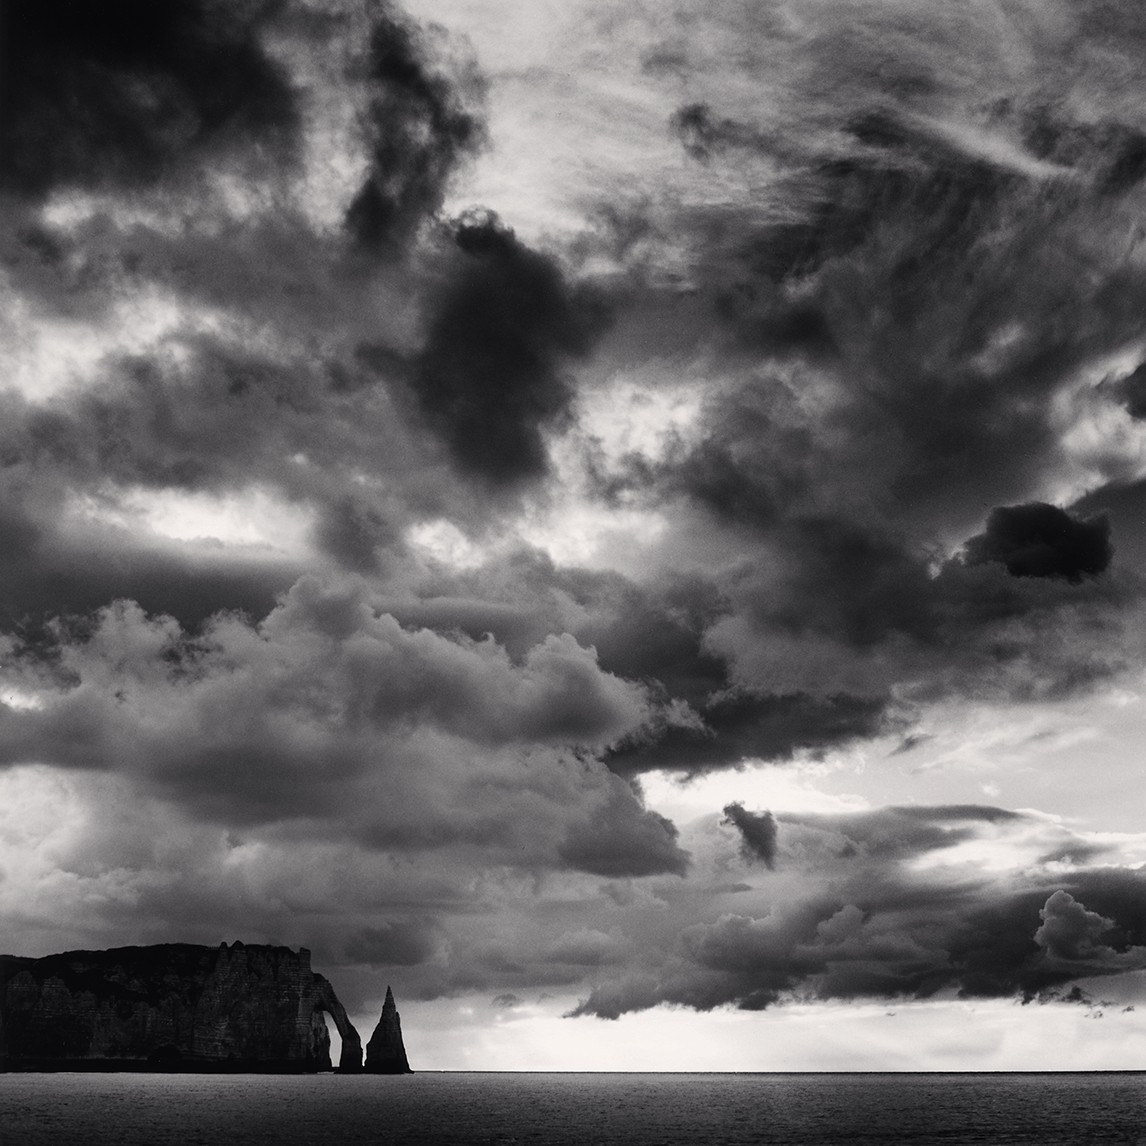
[364,984,413,1073]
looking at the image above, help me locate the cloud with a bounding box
[611,688,890,775]
[638,519,1144,765]
[597,0,1146,539]
[782,804,1025,862]
[385,535,1140,776]
[563,12,1146,758]
[344,919,441,967]
[1034,890,1146,975]
[0,0,299,199]
[392,211,610,487]
[559,779,688,878]
[345,3,486,250]
[721,802,778,868]
[964,504,1113,582]
[3,0,1144,784]
[1103,361,1146,420]
[3,0,1146,1044]
[542,928,620,967]
[0,576,688,883]
[567,804,1146,1018]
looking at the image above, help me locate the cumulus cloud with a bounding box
[568,804,1146,1018]
[0,576,688,885]
[3,0,1146,1043]
[1034,890,1146,975]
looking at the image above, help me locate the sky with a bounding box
[2,0,1146,1071]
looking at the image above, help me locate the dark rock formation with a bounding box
[0,942,363,1072]
[364,984,413,1073]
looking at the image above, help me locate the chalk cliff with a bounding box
[364,985,413,1073]
[0,942,363,1072]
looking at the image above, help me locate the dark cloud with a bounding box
[628,3,1146,586]
[0,0,298,198]
[896,805,1024,825]
[1071,479,1146,575]
[542,928,620,968]
[0,0,516,615]
[580,168,1146,752]
[1101,361,1146,420]
[964,504,1113,583]
[4,0,1146,1043]
[390,213,608,487]
[625,508,1140,761]
[0,528,298,637]
[0,326,452,618]
[365,527,1137,778]
[721,803,777,868]
[383,559,895,773]
[569,806,1146,1018]
[344,920,439,967]
[0,577,691,883]
[414,559,894,773]
[314,496,401,575]
[1036,891,1120,963]
[558,778,689,878]
[1020,105,1146,197]
[2,0,1137,794]
[345,5,485,250]
[612,690,890,775]
[752,518,938,648]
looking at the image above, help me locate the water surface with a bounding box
[3,1071,1145,1144]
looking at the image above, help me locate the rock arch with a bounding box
[313,973,363,1071]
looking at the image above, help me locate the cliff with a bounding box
[364,984,413,1073]
[0,942,362,1072]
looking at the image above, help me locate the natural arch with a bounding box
[314,974,363,1070]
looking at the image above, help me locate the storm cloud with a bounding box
[1,0,298,198]
[0,577,687,871]
[344,3,485,249]
[399,212,609,486]
[2,0,1146,1051]
[964,503,1113,582]
[568,805,1146,1018]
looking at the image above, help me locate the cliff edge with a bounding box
[364,985,413,1073]
[0,942,363,1072]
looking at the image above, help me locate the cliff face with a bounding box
[0,942,362,1072]
[364,984,413,1073]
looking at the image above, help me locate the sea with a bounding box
[2,1072,1144,1145]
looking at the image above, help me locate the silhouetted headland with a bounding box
[0,942,363,1072]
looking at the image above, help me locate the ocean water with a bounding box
[2,1072,1144,1145]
